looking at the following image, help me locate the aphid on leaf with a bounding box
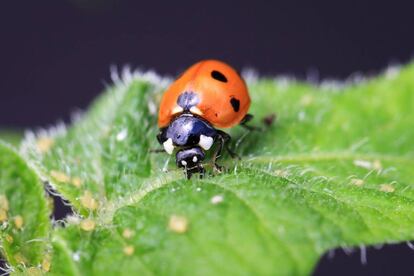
[157,60,258,179]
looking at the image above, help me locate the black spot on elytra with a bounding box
[230,97,240,112]
[211,70,228,82]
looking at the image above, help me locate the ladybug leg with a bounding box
[216,130,241,160]
[211,134,225,173]
[184,168,192,180]
[184,164,205,180]
[198,164,205,179]
[240,113,253,124]
[240,114,262,131]
[212,131,240,172]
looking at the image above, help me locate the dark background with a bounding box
[1,0,414,275]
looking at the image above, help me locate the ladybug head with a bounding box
[176,146,205,169]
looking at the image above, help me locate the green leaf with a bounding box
[22,80,158,215]
[21,65,414,275]
[47,236,80,276]
[0,142,51,271]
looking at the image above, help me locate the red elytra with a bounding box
[158,60,251,129]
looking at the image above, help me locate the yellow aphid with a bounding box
[80,218,96,231]
[14,252,28,264]
[0,209,8,222]
[80,190,98,210]
[350,178,364,186]
[380,184,395,193]
[123,245,135,256]
[373,160,382,171]
[26,267,43,276]
[168,215,188,234]
[5,234,13,243]
[122,228,135,239]
[36,137,54,153]
[14,215,24,229]
[42,255,51,272]
[50,170,71,183]
[0,194,9,211]
[72,177,83,188]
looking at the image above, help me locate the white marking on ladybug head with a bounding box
[190,106,203,116]
[163,138,174,155]
[172,105,184,115]
[199,135,214,150]
[181,160,187,166]
[192,156,198,163]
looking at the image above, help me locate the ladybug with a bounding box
[157,59,255,179]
